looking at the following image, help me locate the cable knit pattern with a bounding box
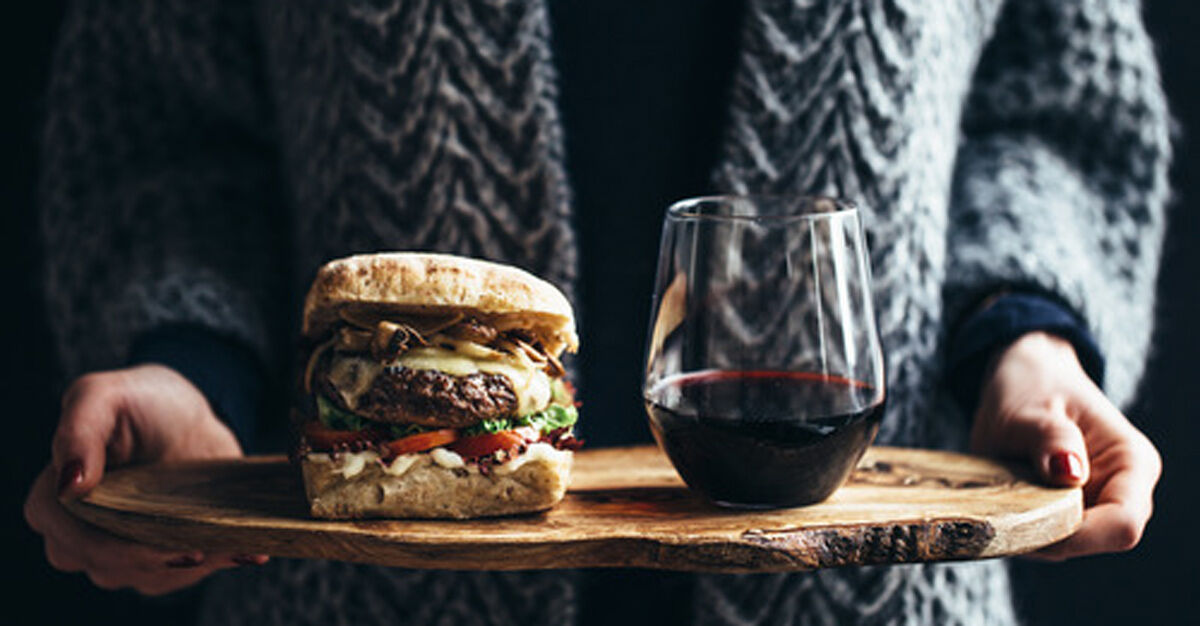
[946,0,1171,409]
[198,560,576,626]
[40,0,1169,624]
[265,0,577,307]
[41,2,288,376]
[694,1,1169,623]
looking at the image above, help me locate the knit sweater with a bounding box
[40,1,1170,625]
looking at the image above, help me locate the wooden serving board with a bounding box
[63,445,1080,572]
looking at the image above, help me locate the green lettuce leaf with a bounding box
[316,395,367,431]
[317,393,577,439]
[550,378,573,405]
[528,404,578,431]
[318,395,435,438]
[460,418,515,437]
[459,404,579,437]
[385,422,437,438]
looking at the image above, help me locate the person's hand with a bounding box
[969,331,1162,560]
[24,364,268,594]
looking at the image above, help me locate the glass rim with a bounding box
[666,194,859,222]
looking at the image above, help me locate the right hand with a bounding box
[24,364,268,595]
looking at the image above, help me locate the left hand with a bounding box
[969,331,1162,560]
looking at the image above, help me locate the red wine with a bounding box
[645,370,884,507]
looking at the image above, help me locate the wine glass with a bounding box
[642,195,886,508]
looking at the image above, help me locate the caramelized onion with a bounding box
[370,321,426,360]
[543,351,566,378]
[444,317,498,344]
[335,327,373,352]
[337,308,463,336]
[495,332,563,377]
[303,336,337,393]
[411,312,466,335]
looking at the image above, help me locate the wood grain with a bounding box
[62,445,1081,572]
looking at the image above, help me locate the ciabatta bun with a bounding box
[302,253,577,355]
[301,446,572,519]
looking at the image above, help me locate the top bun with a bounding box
[302,253,578,354]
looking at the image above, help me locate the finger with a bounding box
[1086,436,1161,504]
[27,460,237,594]
[27,467,205,573]
[44,537,86,572]
[975,396,1089,487]
[227,553,271,567]
[132,563,231,596]
[89,558,234,595]
[1075,391,1162,491]
[52,373,123,498]
[1031,438,1159,560]
[1030,501,1149,561]
[85,551,262,595]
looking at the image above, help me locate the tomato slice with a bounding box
[385,429,459,456]
[447,429,534,459]
[303,421,373,449]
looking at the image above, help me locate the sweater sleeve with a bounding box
[946,293,1106,414]
[128,326,266,452]
[40,1,287,380]
[944,0,1172,409]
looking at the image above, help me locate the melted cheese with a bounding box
[328,344,552,415]
[327,357,383,409]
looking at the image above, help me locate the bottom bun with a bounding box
[301,443,573,519]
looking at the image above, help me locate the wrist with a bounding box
[124,363,220,424]
[127,325,266,452]
[982,331,1086,397]
[946,292,1105,416]
[994,331,1079,369]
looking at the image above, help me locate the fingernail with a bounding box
[232,554,268,566]
[166,555,204,568]
[1049,451,1083,482]
[57,460,84,497]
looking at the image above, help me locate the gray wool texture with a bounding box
[40,1,1170,625]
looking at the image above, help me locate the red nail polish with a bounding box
[57,460,84,497]
[166,555,203,568]
[232,554,266,566]
[1049,452,1083,481]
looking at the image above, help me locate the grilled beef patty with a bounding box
[342,367,519,428]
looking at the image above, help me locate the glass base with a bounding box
[709,492,834,510]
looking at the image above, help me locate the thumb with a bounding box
[52,373,122,499]
[1034,413,1089,488]
[980,397,1090,488]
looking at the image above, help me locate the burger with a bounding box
[295,252,581,519]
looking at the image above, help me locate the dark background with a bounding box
[4,3,1196,624]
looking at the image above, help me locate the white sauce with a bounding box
[307,450,422,479]
[338,451,370,478]
[307,441,568,478]
[383,453,421,476]
[492,442,569,475]
[430,447,466,468]
[304,450,378,478]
